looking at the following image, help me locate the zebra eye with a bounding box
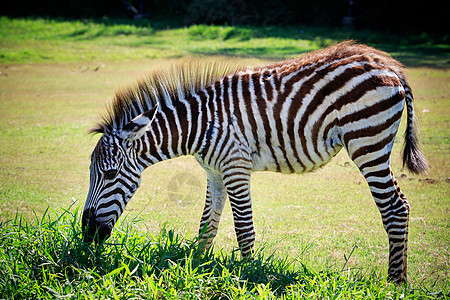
[104,169,117,180]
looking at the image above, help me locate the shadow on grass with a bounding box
[377,44,450,69]
[192,45,449,68]
[191,47,312,61]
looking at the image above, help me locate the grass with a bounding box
[0,17,449,298]
[0,206,444,299]
[1,17,449,66]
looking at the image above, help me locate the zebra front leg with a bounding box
[198,172,227,251]
[222,168,255,257]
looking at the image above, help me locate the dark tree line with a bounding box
[2,0,446,35]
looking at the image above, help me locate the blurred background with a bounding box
[3,0,447,37]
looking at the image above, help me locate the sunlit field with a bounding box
[0,17,448,298]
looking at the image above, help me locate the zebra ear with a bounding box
[119,104,159,142]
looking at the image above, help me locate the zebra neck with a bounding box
[141,103,196,166]
[137,90,227,169]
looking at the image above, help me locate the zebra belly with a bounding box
[250,137,343,174]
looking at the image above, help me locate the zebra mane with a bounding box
[91,41,403,135]
[91,59,244,134]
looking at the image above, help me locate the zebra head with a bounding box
[82,106,158,243]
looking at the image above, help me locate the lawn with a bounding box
[0,17,449,298]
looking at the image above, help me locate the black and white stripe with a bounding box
[83,41,427,284]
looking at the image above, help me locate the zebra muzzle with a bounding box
[81,208,112,244]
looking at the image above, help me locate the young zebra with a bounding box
[82,41,427,283]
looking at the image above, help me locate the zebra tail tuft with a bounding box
[402,81,428,174]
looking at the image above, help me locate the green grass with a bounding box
[1,17,449,66]
[0,17,449,298]
[0,207,444,299]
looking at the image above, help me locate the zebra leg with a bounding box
[221,166,255,257]
[357,159,410,283]
[198,172,227,251]
[340,92,409,283]
[389,168,410,281]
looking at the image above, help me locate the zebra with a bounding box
[82,41,428,283]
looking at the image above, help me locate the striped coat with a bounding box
[83,41,427,283]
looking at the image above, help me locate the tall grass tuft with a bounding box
[0,205,445,299]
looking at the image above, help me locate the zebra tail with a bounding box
[401,80,428,174]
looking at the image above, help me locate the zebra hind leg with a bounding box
[341,93,409,283]
[389,168,410,282]
[359,160,410,284]
[198,172,227,251]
